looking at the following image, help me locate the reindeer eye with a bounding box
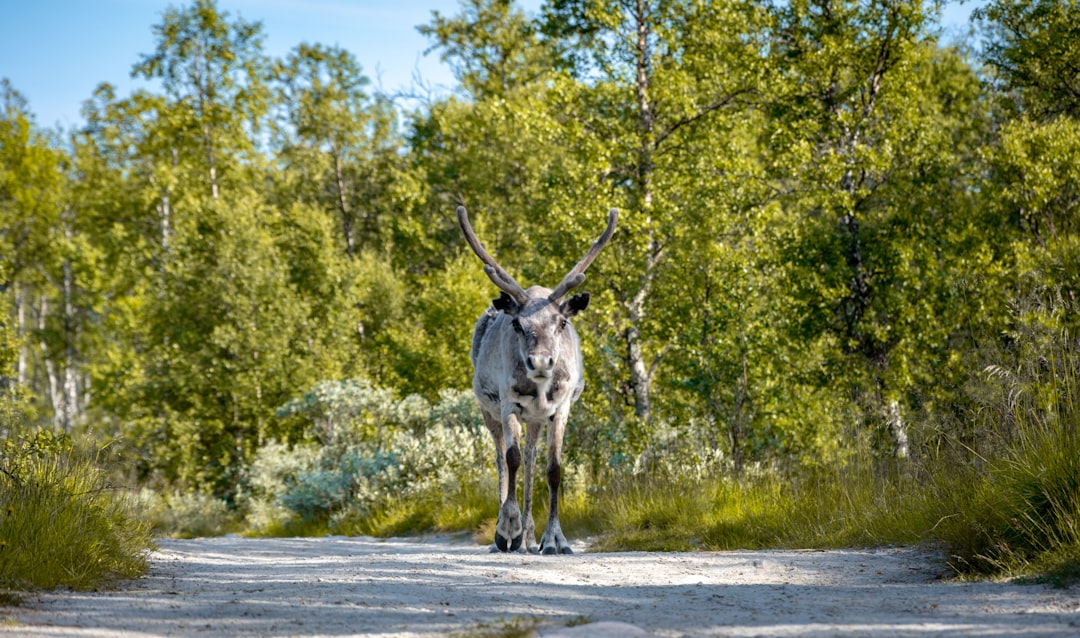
[511,318,524,334]
[558,317,568,332]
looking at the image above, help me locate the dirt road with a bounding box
[4,535,1078,637]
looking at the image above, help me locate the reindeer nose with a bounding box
[527,354,555,372]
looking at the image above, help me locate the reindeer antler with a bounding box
[548,208,618,302]
[457,206,531,305]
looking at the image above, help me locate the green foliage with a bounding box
[270,42,404,256]
[976,0,1080,120]
[0,431,153,590]
[420,0,556,99]
[138,489,238,539]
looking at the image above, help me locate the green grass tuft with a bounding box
[934,419,1080,581]
[452,615,542,638]
[0,431,154,591]
[334,476,498,539]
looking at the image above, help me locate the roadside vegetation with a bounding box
[140,297,1079,585]
[2,0,1078,590]
[0,429,153,592]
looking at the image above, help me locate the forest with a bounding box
[2,0,1079,588]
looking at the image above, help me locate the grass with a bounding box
[0,431,154,591]
[930,329,1080,584]
[452,615,593,638]
[452,616,543,638]
[334,475,497,538]
[143,490,242,538]
[933,400,1080,583]
[583,467,934,554]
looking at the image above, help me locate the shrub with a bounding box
[139,489,237,538]
[241,384,493,536]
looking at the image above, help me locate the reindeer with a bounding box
[457,206,617,554]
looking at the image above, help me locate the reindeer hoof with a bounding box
[542,544,574,555]
[494,532,524,553]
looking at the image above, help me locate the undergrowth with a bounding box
[933,332,1080,584]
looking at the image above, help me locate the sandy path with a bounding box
[3,535,1078,637]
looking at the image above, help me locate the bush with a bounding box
[0,430,153,590]
[139,489,238,538]
[240,385,493,536]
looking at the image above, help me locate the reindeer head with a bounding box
[457,206,618,380]
[490,289,590,379]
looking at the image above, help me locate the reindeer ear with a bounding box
[492,292,520,314]
[562,292,590,316]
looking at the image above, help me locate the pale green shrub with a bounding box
[238,440,317,533]
[276,378,398,446]
[152,490,235,538]
[244,383,490,534]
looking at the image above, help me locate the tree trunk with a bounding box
[15,282,26,387]
[622,0,658,424]
[37,295,64,431]
[203,121,220,201]
[61,223,79,431]
[333,149,355,258]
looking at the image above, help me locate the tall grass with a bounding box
[0,431,153,590]
[583,466,940,554]
[933,331,1080,583]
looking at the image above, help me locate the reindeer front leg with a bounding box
[495,409,524,552]
[520,421,543,554]
[540,408,573,555]
[482,410,508,553]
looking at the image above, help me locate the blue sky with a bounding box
[0,0,537,130]
[2,0,980,131]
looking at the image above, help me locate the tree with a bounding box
[132,0,269,201]
[271,43,404,257]
[538,0,770,426]
[975,0,1080,120]
[760,0,1007,461]
[76,1,359,494]
[420,0,555,99]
